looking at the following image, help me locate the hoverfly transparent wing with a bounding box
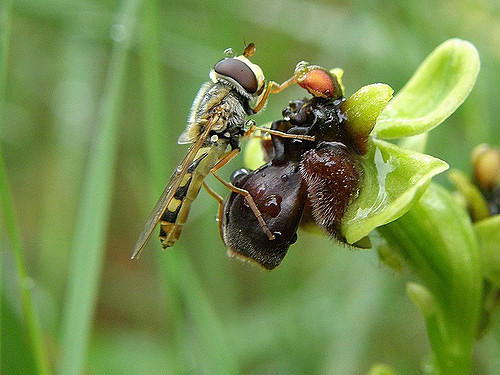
[178,83,213,145]
[131,118,218,259]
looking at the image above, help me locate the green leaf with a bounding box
[1,1,50,374]
[373,39,480,138]
[1,298,37,375]
[474,215,500,287]
[342,139,449,243]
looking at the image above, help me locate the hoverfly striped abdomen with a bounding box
[158,150,212,248]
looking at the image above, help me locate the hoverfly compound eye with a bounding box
[214,58,259,94]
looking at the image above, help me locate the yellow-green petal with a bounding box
[342,138,449,243]
[373,39,480,139]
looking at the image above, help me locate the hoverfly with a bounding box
[222,64,366,269]
[132,44,313,259]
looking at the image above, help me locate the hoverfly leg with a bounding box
[252,78,297,114]
[255,126,315,141]
[202,181,225,239]
[209,149,276,241]
[210,148,241,170]
[245,121,315,142]
[212,171,276,241]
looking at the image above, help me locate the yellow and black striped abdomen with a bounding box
[159,145,226,248]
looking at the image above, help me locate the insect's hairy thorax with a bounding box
[180,82,252,147]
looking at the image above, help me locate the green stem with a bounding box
[378,183,482,375]
[55,1,140,374]
[0,1,50,374]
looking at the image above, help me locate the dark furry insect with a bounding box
[221,119,309,269]
[222,67,365,269]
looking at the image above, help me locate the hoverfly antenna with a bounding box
[243,43,256,58]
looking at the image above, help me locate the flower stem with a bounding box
[378,183,482,374]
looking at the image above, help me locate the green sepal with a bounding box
[373,39,480,138]
[244,136,268,170]
[341,138,449,243]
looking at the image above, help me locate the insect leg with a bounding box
[202,181,224,239]
[210,149,276,241]
[244,120,315,141]
[252,77,297,114]
[212,172,276,241]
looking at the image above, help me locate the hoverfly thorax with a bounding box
[178,44,266,146]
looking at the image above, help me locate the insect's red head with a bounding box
[294,62,343,100]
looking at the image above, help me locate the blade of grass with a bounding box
[139,1,181,373]
[0,1,50,374]
[169,251,242,374]
[139,2,241,372]
[55,1,140,374]
[0,0,9,366]
[38,32,101,308]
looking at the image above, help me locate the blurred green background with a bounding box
[1,0,499,374]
